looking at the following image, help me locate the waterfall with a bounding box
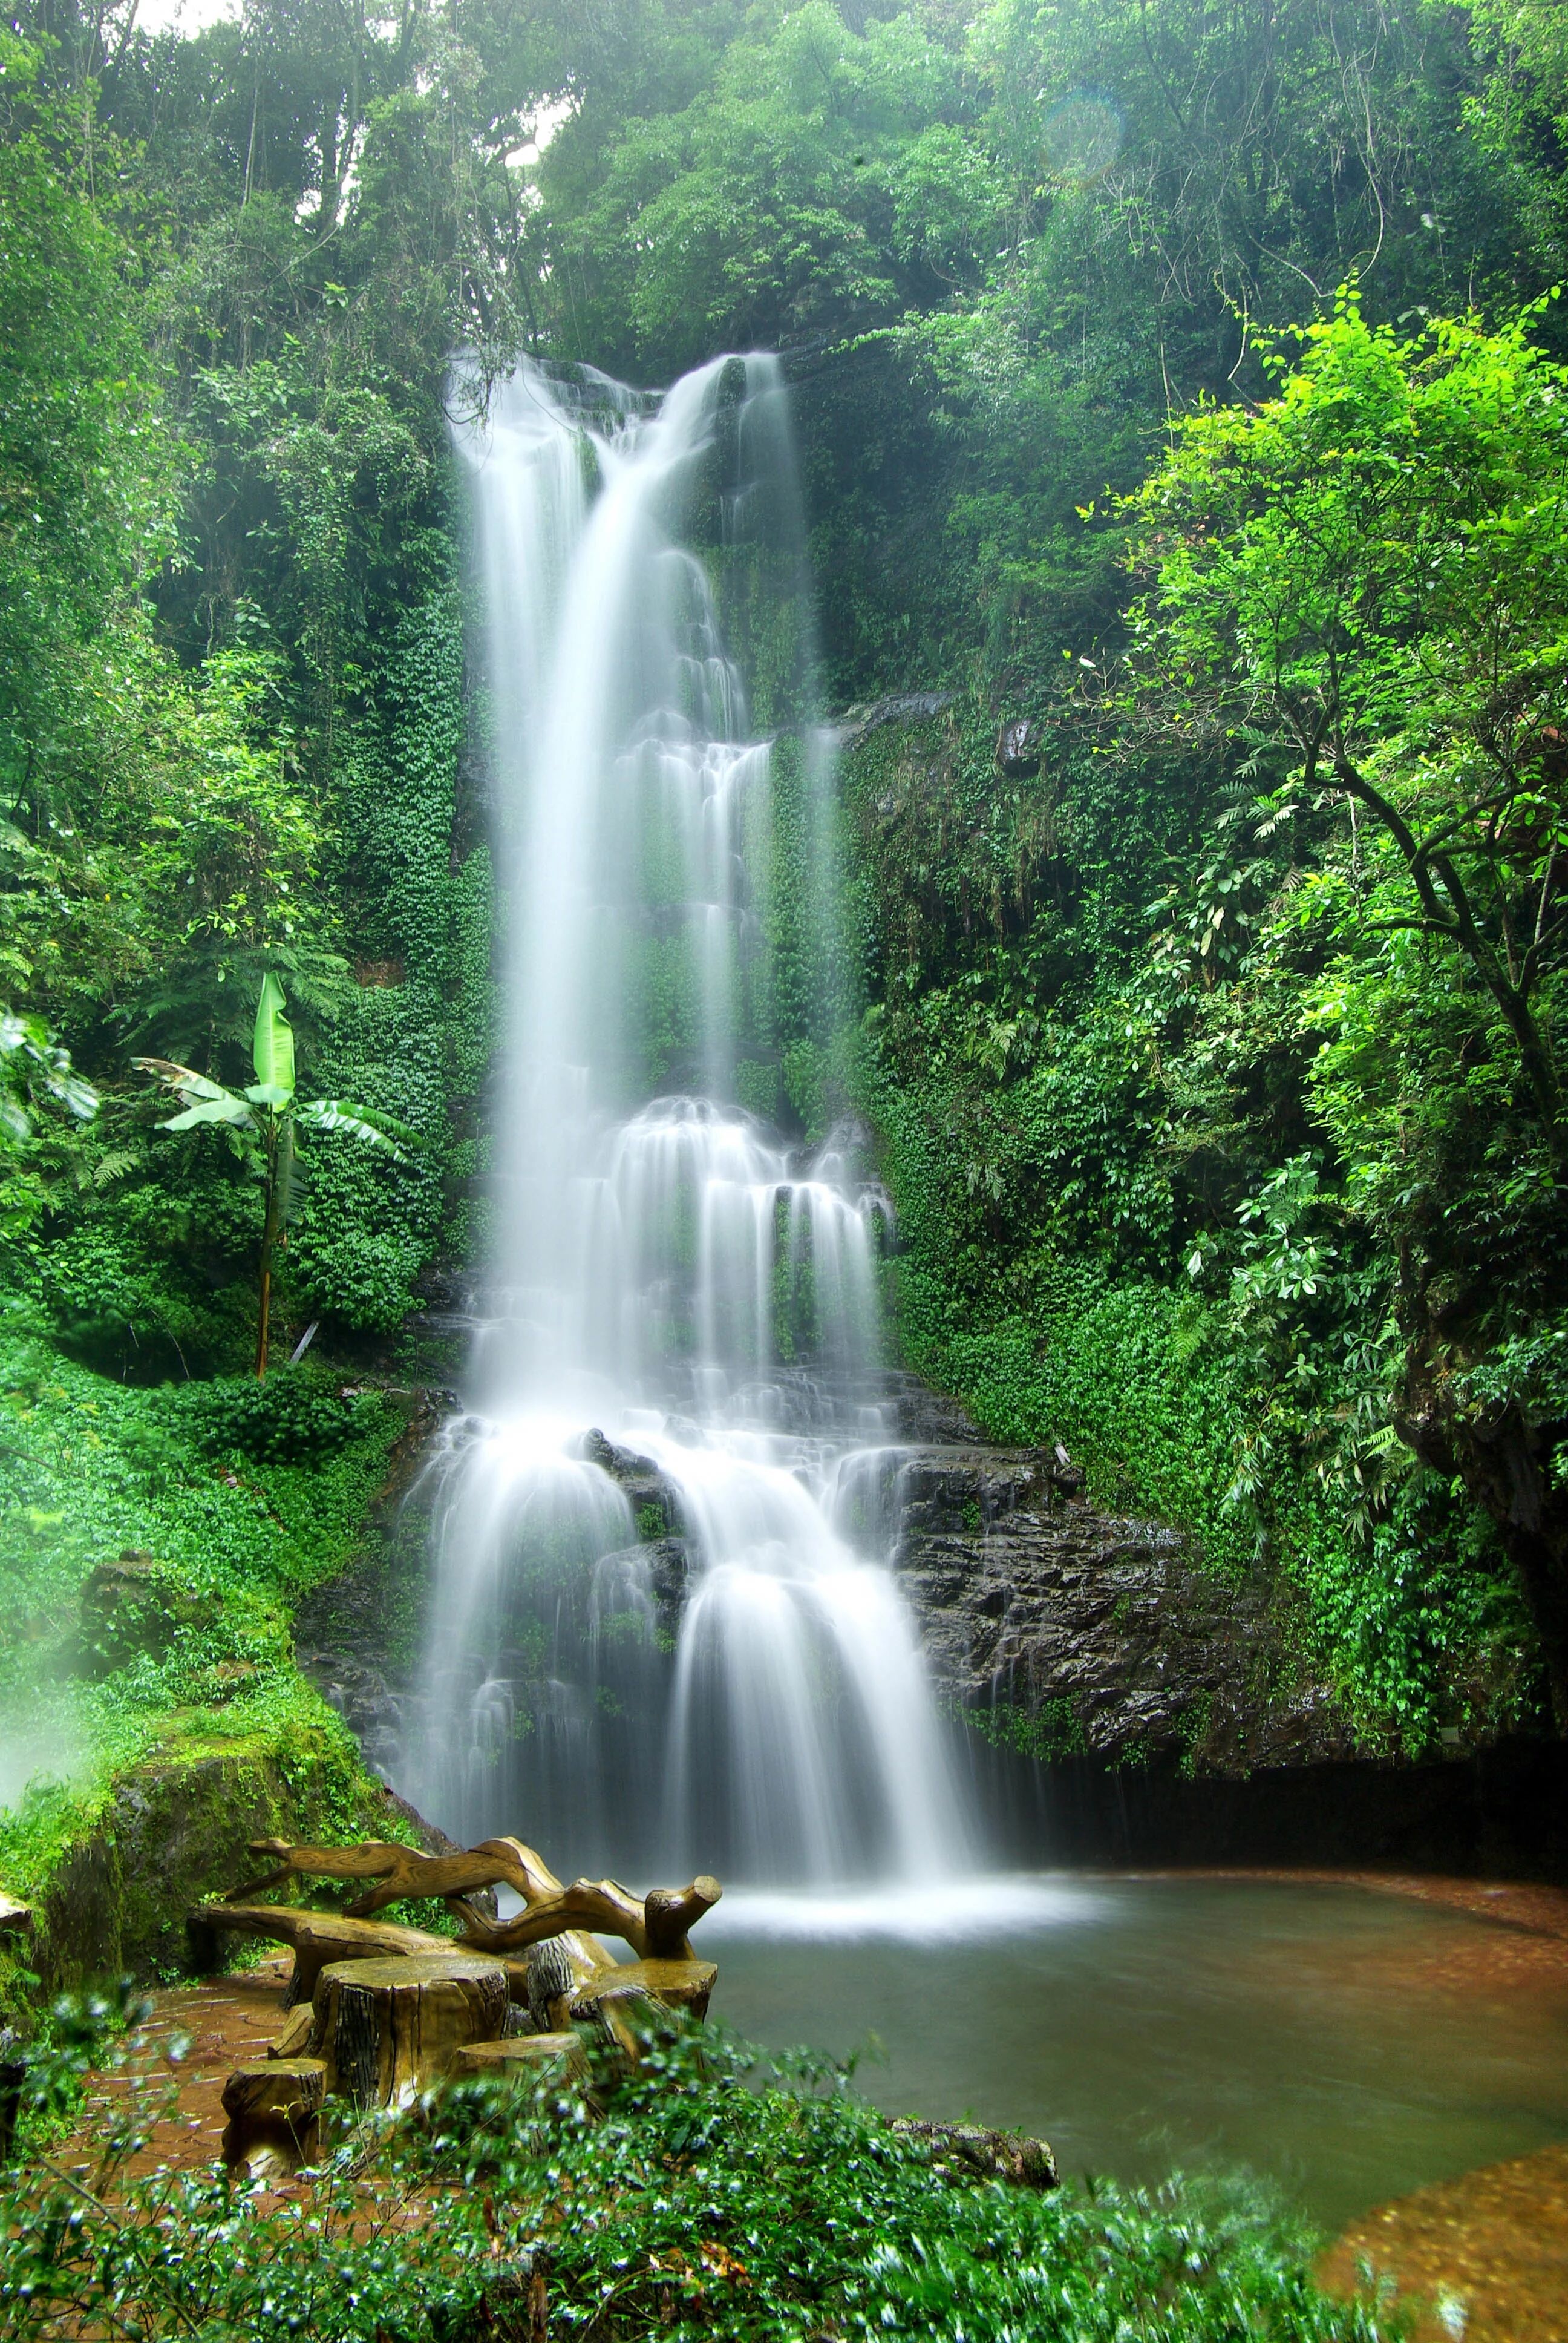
[399,354,970,1886]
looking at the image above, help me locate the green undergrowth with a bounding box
[893,1247,1535,1753]
[851,700,1541,1758]
[0,1307,408,1930]
[1,2019,1387,2343]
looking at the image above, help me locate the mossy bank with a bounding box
[0,1314,438,2020]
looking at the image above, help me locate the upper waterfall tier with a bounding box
[453,353,848,1417]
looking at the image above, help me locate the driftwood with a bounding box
[457,1867,722,1962]
[233,1835,541,1916]
[190,1903,457,2008]
[229,1832,721,1962]
[314,1953,508,2106]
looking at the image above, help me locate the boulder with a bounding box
[995,718,1042,778]
[890,2116,1057,2188]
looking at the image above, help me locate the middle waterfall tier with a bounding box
[471,1098,890,1426]
[396,353,973,1886]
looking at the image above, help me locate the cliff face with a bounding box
[877,1434,1360,1776]
[300,1403,1361,1788]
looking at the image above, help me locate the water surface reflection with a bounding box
[702,1875,1568,2228]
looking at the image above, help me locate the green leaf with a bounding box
[130,1057,235,1105]
[159,1096,254,1131]
[132,1055,254,1131]
[252,972,296,1098]
[295,1098,413,1159]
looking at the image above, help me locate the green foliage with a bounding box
[173,1367,379,1464]
[0,1312,403,1919]
[0,2020,1383,2341]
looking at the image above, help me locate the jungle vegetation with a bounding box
[2,0,1567,1858]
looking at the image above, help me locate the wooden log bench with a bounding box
[315,1953,509,2107]
[192,1829,724,2130]
[221,2057,326,2173]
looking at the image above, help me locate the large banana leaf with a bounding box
[295,1098,412,1158]
[160,1096,255,1132]
[130,1056,254,1129]
[251,973,296,1098]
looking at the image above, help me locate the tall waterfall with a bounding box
[400,355,970,1886]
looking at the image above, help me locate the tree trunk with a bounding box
[313,1953,509,2106]
[453,2033,590,2087]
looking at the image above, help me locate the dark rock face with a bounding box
[831,691,954,752]
[995,717,1042,778]
[885,1445,1359,1775]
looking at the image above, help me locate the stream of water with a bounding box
[399,354,970,1883]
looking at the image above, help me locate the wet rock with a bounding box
[889,1444,1358,1774]
[831,691,953,752]
[580,1428,687,1538]
[890,2115,1058,2188]
[884,1373,984,1445]
[995,717,1042,778]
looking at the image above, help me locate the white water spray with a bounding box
[399,355,969,1885]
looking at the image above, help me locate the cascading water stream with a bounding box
[398,355,971,1885]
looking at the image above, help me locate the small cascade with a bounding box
[397,355,971,1884]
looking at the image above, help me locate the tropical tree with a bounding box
[134,974,409,1375]
[1126,292,1568,1723]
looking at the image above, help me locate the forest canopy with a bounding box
[2,0,1567,1746]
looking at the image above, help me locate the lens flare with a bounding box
[1040,88,1123,186]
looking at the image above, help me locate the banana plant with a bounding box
[134,974,411,1377]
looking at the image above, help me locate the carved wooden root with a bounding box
[455,1869,723,1962]
[190,1902,458,2009]
[314,1954,508,2106]
[232,1833,721,1961]
[234,1835,546,1916]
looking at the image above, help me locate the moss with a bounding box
[0,1314,427,2019]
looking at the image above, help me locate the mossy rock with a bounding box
[25,1733,399,2001]
[77,1552,222,1677]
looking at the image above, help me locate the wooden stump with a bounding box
[578,1957,717,2022]
[268,2002,316,2060]
[453,2032,591,2087]
[314,1954,508,2106]
[221,2057,326,2174]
